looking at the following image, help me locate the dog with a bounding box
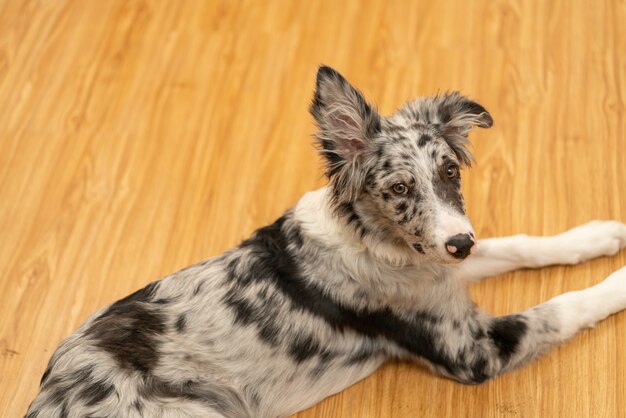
[26,66,626,418]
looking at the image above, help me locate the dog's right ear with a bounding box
[310,66,381,202]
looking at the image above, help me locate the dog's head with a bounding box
[310,66,492,263]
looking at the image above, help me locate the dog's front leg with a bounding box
[419,265,626,383]
[456,220,626,282]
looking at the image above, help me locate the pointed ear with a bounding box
[310,66,381,202]
[437,92,493,166]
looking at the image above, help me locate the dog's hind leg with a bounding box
[456,220,626,282]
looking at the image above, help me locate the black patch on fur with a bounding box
[43,365,95,407]
[226,215,461,372]
[176,314,187,332]
[386,122,405,133]
[469,356,489,384]
[439,92,493,128]
[347,212,360,225]
[290,334,322,363]
[139,376,249,418]
[225,292,257,325]
[288,334,336,366]
[418,134,432,146]
[412,243,425,254]
[345,345,379,365]
[126,282,159,302]
[338,202,357,219]
[132,400,144,413]
[193,282,204,296]
[433,167,464,213]
[310,363,329,379]
[336,202,369,237]
[257,322,281,346]
[77,379,116,406]
[472,327,485,340]
[319,139,343,177]
[310,349,338,379]
[223,271,281,347]
[382,192,391,201]
[455,99,493,127]
[40,364,53,386]
[395,201,408,214]
[256,286,269,301]
[87,282,165,374]
[290,223,305,248]
[488,315,528,361]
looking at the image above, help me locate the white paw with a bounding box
[554,220,626,264]
[551,265,626,337]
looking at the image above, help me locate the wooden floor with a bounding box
[1,0,625,416]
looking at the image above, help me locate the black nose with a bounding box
[445,234,475,259]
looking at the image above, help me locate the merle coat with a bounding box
[26,66,626,418]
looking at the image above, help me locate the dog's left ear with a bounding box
[310,66,381,202]
[437,92,493,166]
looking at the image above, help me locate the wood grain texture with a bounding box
[1,0,625,416]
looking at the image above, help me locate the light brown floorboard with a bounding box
[0,1,625,417]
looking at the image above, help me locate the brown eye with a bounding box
[392,182,409,195]
[446,164,460,179]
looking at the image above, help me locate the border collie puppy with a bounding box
[27,66,626,418]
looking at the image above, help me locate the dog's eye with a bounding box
[392,182,409,195]
[446,164,460,179]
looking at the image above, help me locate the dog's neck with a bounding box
[292,187,463,311]
[293,187,414,266]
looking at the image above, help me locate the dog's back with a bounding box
[27,255,248,417]
[27,211,393,418]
